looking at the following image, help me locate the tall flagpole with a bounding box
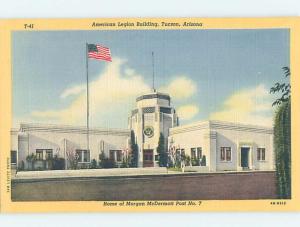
[86,43,90,154]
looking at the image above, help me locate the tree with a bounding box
[66,148,78,170]
[130,131,138,167]
[270,67,291,199]
[90,159,98,169]
[270,67,291,106]
[201,155,207,166]
[157,133,167,167]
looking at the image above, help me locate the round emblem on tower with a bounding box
[144,126,154,138]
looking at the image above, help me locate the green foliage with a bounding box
[270,67,291,106]
[90,159,98,169]
[191,159,199,166]
[274,99,291,199]
[99,151,116,168]
[52,156,65,170]
[270,67,291,199]
[130,131,138,167]
[185,155,191,166]
[101,158,116,168]
[26,153,37,170]
[157,133,167,167]
[167,167,182,172]
[201,155,207,166]
[121,157,130,168]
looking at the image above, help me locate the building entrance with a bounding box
[143,149,154,167]
[241,147,250,169]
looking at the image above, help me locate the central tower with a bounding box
[129,90,178,167]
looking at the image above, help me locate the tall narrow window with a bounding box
[197,147,202,159]
[257,148,266,161]
[109,150,114,161]
[83,150,90,162]
[116,150,122,162]
[45,149,53,159]
[36,149,43,160]
[191,148,196,159]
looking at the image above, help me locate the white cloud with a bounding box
[23,58,199,128]
[177,104,199,120]
[60,84,85,99]
[160,76,197,100]
[31,58,151,126]
[209,84,274,127]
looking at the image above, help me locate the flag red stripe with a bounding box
[88,52,111,56]
[89,57,112,61]
[88,54,111,59]
[88,44,112,62]
[88,52,110,56]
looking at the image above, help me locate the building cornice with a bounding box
[19,123,130,137]
[210,120,273,134]
[170,120,273,135]
[170,121,209,135]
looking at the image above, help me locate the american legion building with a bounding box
[10,90,274,172]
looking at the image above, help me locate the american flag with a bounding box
[87,44,112,62]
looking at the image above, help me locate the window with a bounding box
[11,150,17,164]
[109,150,114,160]
[191,147,202,159]
[181,149,185,156]
[116,150,122,162]
[155,155,159,161]
[197,147,202,159]
[83,150,90,162]
[36,149,53,160]
[45,149,53,159]
[257,148,266,161]
[36,149,43,160]
[76,150,82,161]
[109,150,123,162]
[191,148,196,159]
[221,147,231,161]
[76,149,90,163]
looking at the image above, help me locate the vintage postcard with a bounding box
[0,18,299,212]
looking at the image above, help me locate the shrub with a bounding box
[90,159,98,169]
[201,155,207,166]
[18,160,25,171]
[100,158,116,169]
[52,155,65,170]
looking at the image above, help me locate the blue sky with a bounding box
[12,29,290,128]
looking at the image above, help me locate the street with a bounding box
[11,171,277,201]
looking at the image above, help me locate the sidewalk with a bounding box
[14,167,174,180]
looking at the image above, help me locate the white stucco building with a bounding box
[11,123,130,170]
[169,120,274,171]
[11,90,274,172]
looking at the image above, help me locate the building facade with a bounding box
[12,123,130,170]
[169,120,274,171]
[128,90,178,167]
[11,90,274,172]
